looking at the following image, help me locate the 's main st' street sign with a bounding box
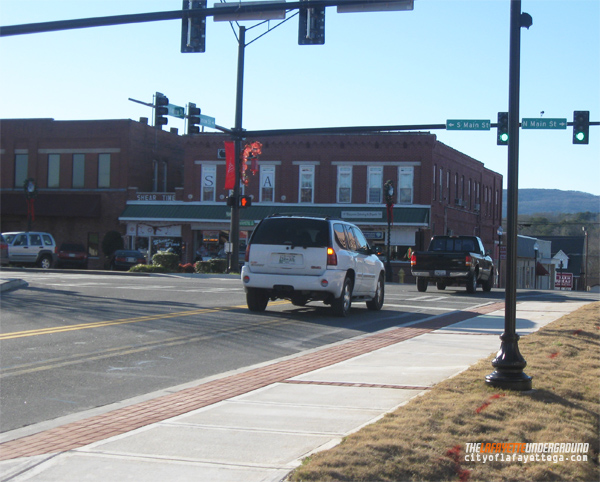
[446,119,491,130]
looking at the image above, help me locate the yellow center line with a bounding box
[1,300,293,377]
[0,300,290,341]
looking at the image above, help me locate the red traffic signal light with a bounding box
[240,195,252,208]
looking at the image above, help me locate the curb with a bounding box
[0,279,28,293]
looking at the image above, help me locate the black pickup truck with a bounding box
[410,235,494,293]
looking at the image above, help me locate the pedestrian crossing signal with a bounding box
[240,195,252,208]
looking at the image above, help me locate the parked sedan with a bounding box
[108,250,146,271]
[57,243,88,269]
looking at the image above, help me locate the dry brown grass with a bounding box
[289,302,600,482]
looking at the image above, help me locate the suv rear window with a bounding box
[251,218,329,247]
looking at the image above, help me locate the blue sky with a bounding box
[1,0,599,195]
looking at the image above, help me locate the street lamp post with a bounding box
[582,226,588,291]
[485,0,532,391]
[384,180,394,282]
[533,241,539,289]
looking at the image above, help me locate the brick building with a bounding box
[1,119,503,276]
[0,118,184,269]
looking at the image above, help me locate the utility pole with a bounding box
[228,26,246,272]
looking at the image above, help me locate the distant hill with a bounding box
[502,189,600,217]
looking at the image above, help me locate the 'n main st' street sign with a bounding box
[521,118,567,129]
[446,119,491,130]
[199,114,216,128]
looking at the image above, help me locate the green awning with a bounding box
[119,203,429,225]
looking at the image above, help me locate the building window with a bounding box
[446,170,450,204]
[367,166,382,203]
[398,167,414,204]
[433,165,436,201]
[98,154,111,188]
[47,154,60,188]
[439,168,443,203]
[299,165,314,203]
[260,165,275,202]
[468,179,472,209]
[337,166,352,203]
[73,154,85,188]
[202,165,216,202]
[454,173,459,202]
[15,154,28,188]
[88,232,99,258]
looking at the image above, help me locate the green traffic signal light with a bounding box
[497,112,509,145]
[573,110,589,145]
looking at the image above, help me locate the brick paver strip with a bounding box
[0,302,504,461]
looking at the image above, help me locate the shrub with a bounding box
[195,258,228,273]
[129,264,167,273]
[152,251,180,272]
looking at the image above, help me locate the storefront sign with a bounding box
[127,223,182,237]
[136,193,176,202]
[341,211,382,219]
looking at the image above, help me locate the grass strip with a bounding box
[289,302,599,482]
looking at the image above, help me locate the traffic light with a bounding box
[573,110,589,144]
[187,103,201,135]
[298,1,325,45]
[154,92,169,129]
[181,0,206,53]
[226,195,236,207]
[240,195,252,208]
[497,112,509,145]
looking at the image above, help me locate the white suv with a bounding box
[241,214,385,317]
[2,231,58,269]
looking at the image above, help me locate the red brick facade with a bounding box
[1,119,502,272]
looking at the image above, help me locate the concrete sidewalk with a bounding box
[0,300,591,482]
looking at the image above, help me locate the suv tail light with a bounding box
[465,255,472,267]
[326,247,337,266]
[410,253,416,266]
[245,244,250,262]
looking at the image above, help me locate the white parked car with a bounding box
[241,214,385,317]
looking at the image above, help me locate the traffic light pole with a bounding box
[228,26,246,273]
[485,0,532,391]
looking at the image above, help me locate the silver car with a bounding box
[2,231,58,269]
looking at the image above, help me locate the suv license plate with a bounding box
[279,254,297,265]
[434,270,447,276]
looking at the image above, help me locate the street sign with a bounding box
[199,114,216,128]
[446,119,491,130]
[522,118,567,129]
[168,104,185,119]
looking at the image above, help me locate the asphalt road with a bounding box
[1,271,594,434]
